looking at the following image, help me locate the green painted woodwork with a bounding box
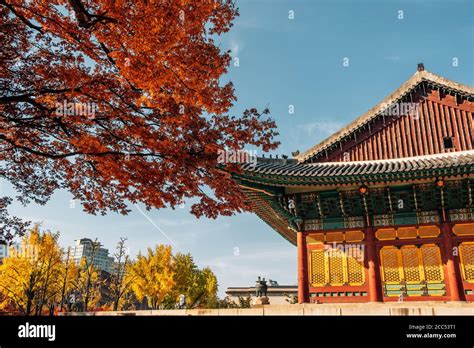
[322,218,345,230]
[237,175,473,242]
[393,212,418,225]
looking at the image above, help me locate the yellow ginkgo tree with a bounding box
[127,245,175,310]
[71,239,104,312]
[126,246,219,310]
[0,225,63,315]
[163,253,219,309]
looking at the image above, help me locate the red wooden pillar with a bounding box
[440,222,464,301]
[297,231,308,303]
[365,227,382,302]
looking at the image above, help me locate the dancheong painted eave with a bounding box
[235,150,474,188]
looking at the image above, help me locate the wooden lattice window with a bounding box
[328,249,345,286]
[346,246,365,285]
[381,244,444,284]
[380,247,402,283]
[459,242,474,283]
[400,246,422,283]
[420,245,444,283]
[310,250,326,286]
[309,246,365,287]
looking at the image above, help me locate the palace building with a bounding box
[231,64,474,303]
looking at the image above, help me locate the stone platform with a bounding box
[60,301,474,316]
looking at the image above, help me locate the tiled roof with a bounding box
[232,151,474,245]
[239,150,474,186]
[296,69,474,163]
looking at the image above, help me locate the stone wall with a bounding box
[59,302,474,316]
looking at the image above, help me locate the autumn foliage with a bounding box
[126,246,218,310]
[0,0,279,241]
[0,226,220,314]
[0,226,73,315]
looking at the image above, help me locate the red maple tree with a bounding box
[0,0,279,241]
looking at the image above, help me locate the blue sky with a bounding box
[2,0,473,296]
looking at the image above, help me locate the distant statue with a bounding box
[255,276,263,297]
[261,278,268,297]
[268,279,278,287]
[255,276,268,297]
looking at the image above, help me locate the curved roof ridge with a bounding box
[306,150,474,167]
[295,68,474,163]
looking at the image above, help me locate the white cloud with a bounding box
[229,39,243,56]
[296,120,345,137]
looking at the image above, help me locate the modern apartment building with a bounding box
[71,238,114,273]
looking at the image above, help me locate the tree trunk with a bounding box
[25,297,32,316]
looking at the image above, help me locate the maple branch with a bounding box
[67,0,117,28]
[0,95,52,112]
[22,8,86,48]
[66,1,144,93]
[0,0,43,33]
[0,0,273,227]
[0,134,165,160]
[163,64,197,93]
[0,87,81,103]
[96,44,142,92]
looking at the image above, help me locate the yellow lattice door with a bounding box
[380,247,402,283]
[310,250,326,286]
[381,244,445,297]
[400,246,423,283]
[420,245,443,283]
[459,242,474,283]
[346,246,365,285]
[328,249,345,285]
